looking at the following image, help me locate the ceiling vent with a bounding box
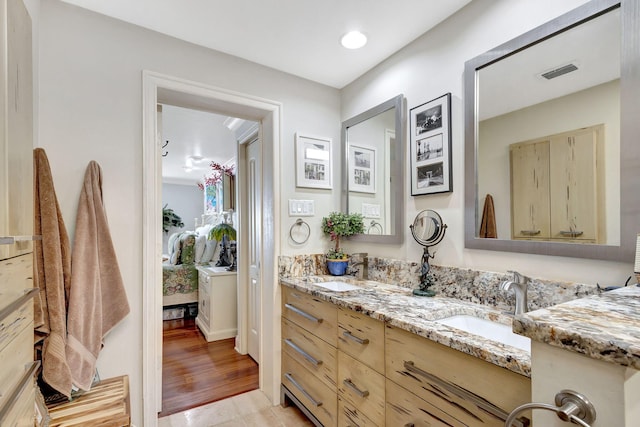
[540,63,579,80]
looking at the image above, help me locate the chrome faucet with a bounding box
[350,253,368,280]
[500,270,530,315]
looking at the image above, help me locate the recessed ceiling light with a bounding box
[341,31,367,49]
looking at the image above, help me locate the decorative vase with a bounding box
[326,259,349,276]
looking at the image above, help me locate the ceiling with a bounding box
[58,0,471,184]
[58,0,471,89]
[160,105,252,185]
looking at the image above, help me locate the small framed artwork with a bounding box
[348,144,376,193]
[410,93,452,195]
[204,182,218,214]
[295,133,332,189]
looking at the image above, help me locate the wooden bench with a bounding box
[46,375,130,427]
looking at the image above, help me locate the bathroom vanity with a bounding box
[513,286,640,426]
[279,276,532,427]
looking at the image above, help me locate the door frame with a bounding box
[141,71,281,425]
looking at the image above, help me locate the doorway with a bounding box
[158,104,259,416]
[142,71,282,426]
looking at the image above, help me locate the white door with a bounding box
[247,138,261,361]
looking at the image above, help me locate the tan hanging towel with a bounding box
[66,161,130,391]
[33,148,74,398]
[479,194,497,238]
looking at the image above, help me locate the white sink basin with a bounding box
[313,281,362,292]
[435,315,530,352]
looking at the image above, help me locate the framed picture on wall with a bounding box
[348,144,376,194]
[204,182,218,214]
[295,133,333,189]
[410,93,452,195]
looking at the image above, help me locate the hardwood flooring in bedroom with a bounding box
[159,317,259,418]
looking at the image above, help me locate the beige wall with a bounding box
[478,80,620,243]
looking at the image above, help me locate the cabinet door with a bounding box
[385,326,530,427]
[198,278,210,326]
[338,307,384,373]
[0,0,33,261]
[282,353,337,427]
[549,127,599,242]
[386,379,467,427]
[510,140,550,239]
[337,352,385,426]
[282,317,338,390]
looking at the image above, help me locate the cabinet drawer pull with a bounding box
[0,288,39,324]
[342,331,369,345]
[0,235,42,245]
[0,361,40,423]
[284,338,322,367]
[284,303,323,323]
[519,230,540,236]
[284,373,323,407]
[403,361,526,427]
[404,424,415,427]
[559,230,584,237]
[343,378,369,398]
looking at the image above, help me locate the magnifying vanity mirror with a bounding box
[410,210,447,296]
[342,94,405,244]
[464,0,640,261]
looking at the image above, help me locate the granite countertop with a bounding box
[280,275,532,377]
[513,285,640,370]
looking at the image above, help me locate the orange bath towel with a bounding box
[479,194,497,238]
[33,148,73,397]
[65,161,130,391]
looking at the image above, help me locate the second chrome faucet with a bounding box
[500,270,530,315]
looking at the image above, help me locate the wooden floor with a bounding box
[160,317,259,417]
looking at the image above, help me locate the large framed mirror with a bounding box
[464,0,640,261]
[342,94,405,244]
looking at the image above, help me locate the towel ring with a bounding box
[289,218,310,244]
[505,390,596,427]
[367,220,383,234]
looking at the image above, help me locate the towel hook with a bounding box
[289,218,310,244]
[505,389,596,427]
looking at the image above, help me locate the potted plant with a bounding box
[162,204,184,233]
[321,211,364,276]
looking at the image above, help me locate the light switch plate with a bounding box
[288,199,315,216]
[362,203,381,218]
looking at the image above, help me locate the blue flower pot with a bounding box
[326,259,349,276]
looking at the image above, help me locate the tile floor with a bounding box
[158,389,315,427]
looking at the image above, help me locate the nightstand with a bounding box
[195,266,238,342]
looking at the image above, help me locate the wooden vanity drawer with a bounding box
[282,287,337,346]
[385,325,530,427]
[337,351,385,426]
[0,323,33,408]
[338,396,378,427]
[338,307,384,373]
[282,352,337,427]
[1,381,35,427]
[282,317,338,390]
[386,379,467,427]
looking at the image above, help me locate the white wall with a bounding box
[161,183,203,252]
[36,1,340,423]
[341,0,630,285]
